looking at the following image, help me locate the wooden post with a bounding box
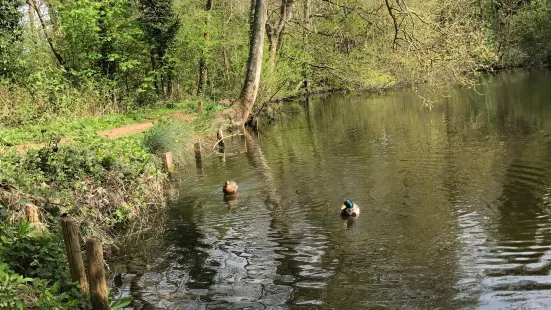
[194,142,203,175]
[86,239,108,310]
[194,143,202,164]
[161,152,174,174]
[60,217,88,292]
[197,101,203,114]
[26,204,40,230]
[216,128,225,153]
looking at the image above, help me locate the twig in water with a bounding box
[212,134,245,150]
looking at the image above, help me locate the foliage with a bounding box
[0,131,169,308]
[0,263,32,310]
[0,264,89,310]
[139,0,180,97]
[0,221,68,284]
[505,1,551,65]
[110,296,133,310]
[4,0,551,126]
[0,222,90,309]
[0,0,23,80]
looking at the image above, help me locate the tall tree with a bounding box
[97,1,116,80]
[240,0,267,124]
[139,0,180,98]
[197,0,213,95]
[266,0,294,73]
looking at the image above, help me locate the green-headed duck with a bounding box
[340,199,360,217]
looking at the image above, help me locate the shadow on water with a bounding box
[112,68,551,309]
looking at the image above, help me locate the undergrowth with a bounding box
[0,221,90,310]
[0,133,166,308]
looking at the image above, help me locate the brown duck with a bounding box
[222,181,238,195]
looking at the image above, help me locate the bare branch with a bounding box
[320,0,379,23]
[384,0,400,50]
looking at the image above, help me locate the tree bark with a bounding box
[302,0,310,96]
[27,2,35,36]
[240,0,267,124]
[60,218,89,293]
[86,239,108,310]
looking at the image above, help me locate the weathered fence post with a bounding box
[216,128,225,156]
[86,239,109,310]
[194,143,203,165]
[194,142,204,175]
[60,216,88,292]
[26,204,40,230]
[216,128,224,147]
[197,101,203,114]
[161,152,174,174]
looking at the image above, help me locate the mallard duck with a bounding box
[340,200,360,217]
[222,181,238,195]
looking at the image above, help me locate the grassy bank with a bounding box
[0,101,221,309]
[0,99,226,147]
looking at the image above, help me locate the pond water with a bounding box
[113,69,551,309]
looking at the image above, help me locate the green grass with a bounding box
[143,116,214,165]
[0,99,225,146]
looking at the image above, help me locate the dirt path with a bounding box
[3,110,196,154]
[98,121,155,139]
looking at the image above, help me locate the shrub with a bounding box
[143,117,213,165]
[0,221,90,309]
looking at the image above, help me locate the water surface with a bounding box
[114,69,551,309]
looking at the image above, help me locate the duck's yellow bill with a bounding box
[340,205,346,210]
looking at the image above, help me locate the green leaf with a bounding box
[110,296,133,310]
[51,280,61,293]
[15,300,25,310]
[0,235,11,244]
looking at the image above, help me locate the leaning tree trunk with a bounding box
[27,0,67,70]
[239,0,267,124]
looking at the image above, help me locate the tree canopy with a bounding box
[1,0,551,126]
